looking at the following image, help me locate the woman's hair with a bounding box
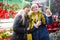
[23,4,31,9]
[20,10,26,25]
[15,9,25,25]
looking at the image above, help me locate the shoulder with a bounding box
[28,11,34,16]
[38,11,43,14]
[14,15,22,20]
[15,9,24,17]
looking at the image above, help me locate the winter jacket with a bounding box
[28,11,50,40]
[11,10,29,40]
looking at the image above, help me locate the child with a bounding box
[28,4,50,40]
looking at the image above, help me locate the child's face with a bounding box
[32,5,39,13]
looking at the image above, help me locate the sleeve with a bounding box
[29,26,38,33]
[44,13,53,24]
[41,13,46,25]
[13,15,27,34]
[48,16,53,24]
[43,14,49,24]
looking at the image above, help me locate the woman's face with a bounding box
[45,9,50,15]
[25,7,30,13]
[32,5,39,13]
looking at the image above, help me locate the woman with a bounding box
[11,4,31,40]
[44,9,53,24]
[44,9,53,33]
[28,4,50,40]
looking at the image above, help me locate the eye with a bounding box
[36,7,37,8]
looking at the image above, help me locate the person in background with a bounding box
[11,4,31,40]
[44,9,53,24]
[28,4,50,40]
[44,9,53,34]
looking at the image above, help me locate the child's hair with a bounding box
[31,4,38,10]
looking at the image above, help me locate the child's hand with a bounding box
[27,27,30,31]
[36,21,41,27]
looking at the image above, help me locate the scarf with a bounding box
[28,11,46,29]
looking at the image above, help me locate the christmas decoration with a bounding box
[52,15,58,22]
[0,28,13,40]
